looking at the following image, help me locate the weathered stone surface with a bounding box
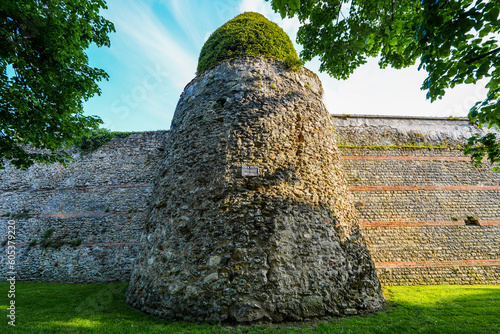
[125,56,385,322]
[335,115,500,286]
[0,132,167,282]
[332,115,496,147]
[1,70,498,290]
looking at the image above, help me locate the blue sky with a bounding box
[83,0,488,132]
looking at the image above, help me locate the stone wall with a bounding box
[333,115,500,285]
[0,114,498,286]
[0,132,167,282]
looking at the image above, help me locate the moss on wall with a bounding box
[197,12,300,74]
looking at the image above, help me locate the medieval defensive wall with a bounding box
[1,114,498,286]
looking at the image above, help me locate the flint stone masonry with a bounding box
[126,57,385,323]
[0,132,167,282]
[0,72,499,289]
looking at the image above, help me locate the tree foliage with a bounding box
[268,0,500,170]
[0,0,114,170]
[197,12,300,74]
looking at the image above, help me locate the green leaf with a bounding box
[477,61,490,77]
[485,7,500,22]
[289,0,301,11]
[465,76,475,84]
[479,25,492,37]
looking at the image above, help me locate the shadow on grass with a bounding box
[0,283,498,333]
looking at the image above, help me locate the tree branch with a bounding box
[465,47,500,64]
[336,1,343,24]
[391,0,394,22]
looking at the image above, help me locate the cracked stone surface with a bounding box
[126,56,385,323]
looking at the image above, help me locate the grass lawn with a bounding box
[0,282,498,333]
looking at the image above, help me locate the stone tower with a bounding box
[126,13,384,323]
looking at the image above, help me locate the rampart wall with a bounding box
[0,116,498,285]
[0,132,167,282]
[334,115,500,285]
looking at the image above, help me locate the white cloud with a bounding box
[85,0,200,131]
[281,16,301,44]
[319,58,487,117]
[203,31,212,42]
[237,0,487,118]
[166,0,205,46]
[106,0,197,88]
[90,0,489,133]
[239,0,273,16]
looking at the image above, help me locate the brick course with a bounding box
[334,115,500,285]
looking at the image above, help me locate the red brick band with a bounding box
[480,220,500,225]
[375,259,500,269]
[360,220,500,227]
[350,185,500,191]
[342,155,470,161]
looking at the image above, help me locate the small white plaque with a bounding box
[242,165,259,176]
